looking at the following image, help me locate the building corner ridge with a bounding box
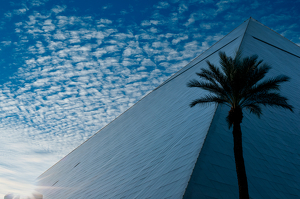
[181,103,219,198]
[236,17,252,54]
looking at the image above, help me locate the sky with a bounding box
[0,0,299,197]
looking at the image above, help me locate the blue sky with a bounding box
[0,0,299,197]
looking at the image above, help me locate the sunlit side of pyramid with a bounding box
[36,18,300,198]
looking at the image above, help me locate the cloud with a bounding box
[200,22,219,30]
[216,0,237,13]
[97,18,113,24]
[51,5,67,14]
[152,41,169,49]
[1,41,12,46]
[13,8,28,15]
[42,19,55,32]
[123,46,142,57]
[29,0,49,7]
[113,33,134,40]
[169,12,178,23]
[53,30,67,40]
[102,4,112,10]
[149,27,158,33]
[205,33,224,42]
[137,66,147,71]
[184,11,216,27]
[141,58,156,67]
[178,3,188,13]
[154,2,170,9]
[141,20,160,26]
[194,0,215,3]
[4,12,12,18]
[172,35,188,45]
[183,13,196,26]
[121,58,139,67]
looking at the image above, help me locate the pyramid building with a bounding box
[36,18,300,198]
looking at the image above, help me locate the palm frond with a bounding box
[240,63,271,94]
[240,75,289,107]
[206,61,227,85]
[187,79,229,98]
[252,63,271,81]
[196,70,218,86]
[205,61,233,97]
[219,51,234,78]
[243,92,294,112]
[189,95,227,107]
[244,103,262,118]
[245,75,290,96]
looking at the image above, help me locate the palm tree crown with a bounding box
[187,51,293,127]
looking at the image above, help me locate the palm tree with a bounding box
[187,51,293,199]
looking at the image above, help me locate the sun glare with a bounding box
[6,184,37,199]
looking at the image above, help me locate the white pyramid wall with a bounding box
[37,18,300,198]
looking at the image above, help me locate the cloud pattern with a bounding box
[0,0,299,197]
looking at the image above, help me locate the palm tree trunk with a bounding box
[232,122,249,199]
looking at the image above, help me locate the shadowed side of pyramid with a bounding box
[183,18,300,198]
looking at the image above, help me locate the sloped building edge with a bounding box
[36,26,247,198]
[36,18,250,181]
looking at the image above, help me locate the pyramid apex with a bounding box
[246,16,257,22]
[244,17,255,24]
